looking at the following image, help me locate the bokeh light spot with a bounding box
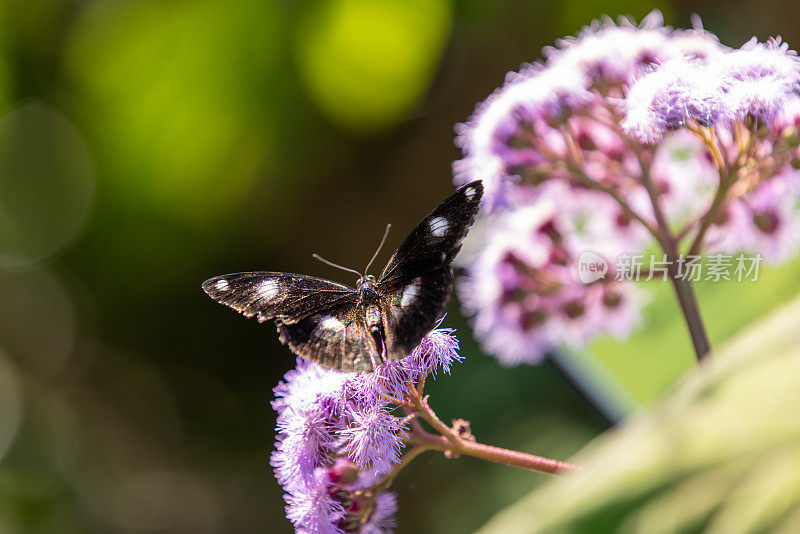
[295,0,453,133]
[0,268,76,377]
[64,0,285,224]
[0,102,94,268]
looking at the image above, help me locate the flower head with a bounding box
[272,360,350,487]
[360,492,398,534]
[271,328,462,531]
[458,196,646,365]
[404,326,461,377]
[453,64,590,211]
[339,406,407,474]
[717,38,800,121]
[623,58,728,142]
[664,25,729,61]
[285,469,345,534]
[743,169,800,263]
[545,11,670,83]
[454,11,800,369]
[453,10,737,213]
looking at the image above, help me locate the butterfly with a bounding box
[202,180,483,373]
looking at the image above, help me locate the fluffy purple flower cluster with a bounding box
[454,11,800,365]
[625,38,800,140]
[271,328,461,533]
[457,194,644,365]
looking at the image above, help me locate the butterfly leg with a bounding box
[368,347,382,371]
[367,329,387,370]
[365,304,388,370]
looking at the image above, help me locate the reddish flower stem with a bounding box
[406,430,580,475]
[406,390,579,475]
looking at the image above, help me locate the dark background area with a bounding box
[0,1,798,532]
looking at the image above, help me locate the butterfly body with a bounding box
[203,181,483,373]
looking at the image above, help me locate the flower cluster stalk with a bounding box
[396,375,580,476]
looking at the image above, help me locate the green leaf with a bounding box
[479,292,800,534]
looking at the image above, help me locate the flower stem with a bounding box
[568,165,663,242]
[635,146,712,363]
[407,430,580,475]
[406,392,580,475]
[687,125,736,257]
[413,393,461,445]
[687,173,735,257]
[668,262,711,361]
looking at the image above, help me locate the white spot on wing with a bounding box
[321,315,343,330]
[215,279,229,290]
[428,216,449,237]
[401,280,420,308]
[464,186,477,200]
[258,279,280,299]
[316,315,344,340]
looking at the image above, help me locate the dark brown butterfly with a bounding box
[202,181,483,373]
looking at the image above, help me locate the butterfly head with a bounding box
[357,274,383,310]
[356,274,378,292]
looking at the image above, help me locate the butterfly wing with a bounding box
[377,180,483,360]
[202,272,354,323]
[203,180,483,372]
[202,272,376,372]
[275,305,380,373]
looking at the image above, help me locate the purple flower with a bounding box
[704,199,753,256]
[340,405,407,474]
[353,328,461,401]
[453,10,734,213]
[624,37,800,139]
[773,96,800,130]
[272,360,350,486]
[360,492,398,534]
[457,189,647,365]
[705,169,800,263]
[404,326,461,376]
[453,64,590,211]
[549,282,644,345]
[594,282,645,339]
[456,203,564,364]
[453,9,800,371]
[743,169,800,263]
[664,25,729,62]
[544,11,671,83]
[544,11,727,83]
[284,469,345,534]
[356,362,412,403]
[717,38,800,121]
[623,58,729,142]
[271,329,463,531]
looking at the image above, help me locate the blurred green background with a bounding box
[1,1,800,533]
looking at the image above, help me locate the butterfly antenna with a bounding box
[312,254,362,277]
[364,223,391,275]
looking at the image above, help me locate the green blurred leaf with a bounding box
[64,0,286,224]
[479,292,800,534]
[295,0,453,133]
